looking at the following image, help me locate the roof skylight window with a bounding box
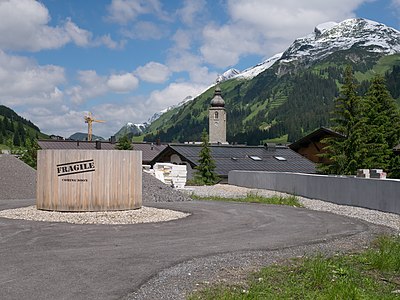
[249,156,262,161]
[274,156,287,161]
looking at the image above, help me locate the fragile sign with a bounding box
[57,159,95,177]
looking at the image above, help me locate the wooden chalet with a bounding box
[289,127,344,164]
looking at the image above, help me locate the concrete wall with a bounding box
[228,171,400,214]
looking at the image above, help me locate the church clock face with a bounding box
[214,121,219,127]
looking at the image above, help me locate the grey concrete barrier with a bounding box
[228,171,400,214]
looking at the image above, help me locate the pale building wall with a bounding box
[209,107,226,144]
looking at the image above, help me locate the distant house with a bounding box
[289,127,344,164]
[151,143,316,182]
[37,140,166,165]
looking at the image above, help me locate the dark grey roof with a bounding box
[289,127,344,151]
[156,144,316,176]
[38,140,166,163]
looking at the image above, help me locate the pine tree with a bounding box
[116,135,133,150]
[13,131,21,146]
[16,122,25,145]
[361,75,400,169]
[319,65,364,175]
[194,129,219,185]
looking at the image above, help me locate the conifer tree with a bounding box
[116,134,133,150]
[13,131,21,147]
[194,129,219,185]
[361,75,400,169]
[319,65,364,175]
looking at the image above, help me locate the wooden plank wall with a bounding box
[36,150,142,211]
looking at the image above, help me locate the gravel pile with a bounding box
[186,184,400,231]
[142,171,191,203]
[0,154,36,200]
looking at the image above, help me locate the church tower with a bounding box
[209,85,227,144]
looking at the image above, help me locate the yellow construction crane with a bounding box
[84,112,105,141]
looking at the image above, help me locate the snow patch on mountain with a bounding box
[236,52,283,79]
[315,22,338,35]
[217,68,240,82]
[281,18,400,64]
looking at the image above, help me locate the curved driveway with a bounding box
[0,199,369,299]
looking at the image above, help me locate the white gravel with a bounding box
[0,206,190,225]
[184,184,400,231]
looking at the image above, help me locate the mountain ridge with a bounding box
[142,18,400,144]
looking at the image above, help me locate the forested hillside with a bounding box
[0,105,47,148]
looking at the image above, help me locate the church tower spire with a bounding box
[209,82,227,144]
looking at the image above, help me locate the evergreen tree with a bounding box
[0,133,3,144]
[116,135,133,150]
[16,122,25,145]
[319,66,364,175]
[3,117,9,132]
[13,131,21,146]
[21,138,39,169]
[194,129,219,185]
[361,75,400,169]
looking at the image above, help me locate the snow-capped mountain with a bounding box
[280,18,400,64]
[114,122,148,139]
[217,68,240,82]
[147,95,196,124]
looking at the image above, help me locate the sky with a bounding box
[1,0,400,139]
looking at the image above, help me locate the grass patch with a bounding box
[191,193,303,207]
[188,235,400,299]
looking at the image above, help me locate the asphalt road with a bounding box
[0,199,370,300]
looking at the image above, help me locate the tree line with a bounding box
[320,65,400,178]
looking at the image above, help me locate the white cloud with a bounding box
[136,62,171,83]
[146,82,207,109]
[95,34,126,49]
[120,21,168,40]
[67,70,108,104]
[200,0,371,67]
[25,108,86,137]
[107,0,169,24]
[107,73,139,92]
[172,30,192,50]
[0,0,98,51]
[0,51,65,106]
[64,18,92,47]
[201,23,264,67]
[67,70,139,103]
[177,0,207,26]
